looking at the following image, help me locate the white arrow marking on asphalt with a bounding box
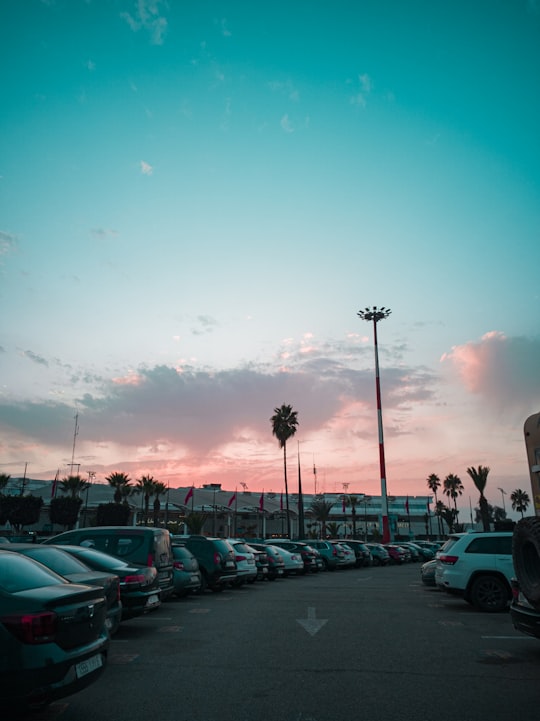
[297,606,328,636]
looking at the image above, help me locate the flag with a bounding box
[259,492,264,512]
[184,486,194,504]
[51,470,59,499]
[228,492,236,508]
[280,492,283,510]
[405,496,410,515]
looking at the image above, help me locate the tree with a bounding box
[185,511,207,534]
[309,498,335,539]
[96,502,130,526]
[443,474,464,521]
[440,504,456,534]
[427,473,443,536]
[326,521,341,537]
[152,482,168,526]
[106,472,133,504]
[49,496,83,530]
[344,495,360,538]
[136,474,157,524]
[59,474,90,499]
[0,495,43,531]
[466,465,491,531]
[511,488,531,518]
[0,473,11,493]
[270,404,299,538]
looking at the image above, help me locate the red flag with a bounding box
[184,486,194,504]
[405,496,410,514]
[259,492,264,511]
[228,492,236,508]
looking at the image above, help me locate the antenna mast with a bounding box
[69,413,79,475]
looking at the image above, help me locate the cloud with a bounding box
[140,160,153,175]
[23,350,49,367]
[349,72,373,107]
[280,114,294,133]
[191,315,219,336]
[0,230,17,261]
[90,228,119,239]
[441,331,540,416]
[120,0,168,45]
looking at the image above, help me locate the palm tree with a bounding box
[426,474,442,536]
[443,474,464,521]
[309,498,335,539]
[466,465,491,531]
[136,474,157,524]
[106,471,133,504]
[511,488,531,518]
[270,404,299,538]
[59,474,90,499]
[344,495,360,538]
[0,473,11,493]
[152,482,168,526]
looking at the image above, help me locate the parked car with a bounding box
[365,542,390,566]
[301,540,340,570]
[44,526,174,600]
[54,544,162,618]
[510,577,540,640]
[403,542,435,560]
[421,559,438,586]
[0,550,109,711]
[396,542,422,562]
[245,543,270,580]
[175,536,237,591]
[265,544,304,576]
[249,543,285,580]
[435,531,514,612]
[333,542,356,568]
[338,540,373,567]
[0,543,122,636]
[170,544,202,597]
[268,540,319,574]
[227,540,258,586]
[385,544,409,564]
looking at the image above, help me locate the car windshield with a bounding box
[59,545,132,570]
[18,547,93,576]
[0,553,66,592]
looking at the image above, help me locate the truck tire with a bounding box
[512,516,540,610]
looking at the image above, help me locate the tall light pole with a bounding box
[357,306,392,543]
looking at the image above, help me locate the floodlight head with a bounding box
[357,306,392,323]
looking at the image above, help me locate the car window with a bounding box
[20,548,92,576]
[465,536,512,554]
[61,546,131,570]
[0,553,66,592]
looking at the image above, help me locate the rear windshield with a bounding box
[19,547,93,576]
[0,553,66,593]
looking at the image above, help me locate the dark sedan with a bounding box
[171,544,202,597]
[0,550,109,711]
[0,543,122,636]
[53,544,162,619]
[268,540,319,574]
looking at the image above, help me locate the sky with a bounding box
[1,0,540,518]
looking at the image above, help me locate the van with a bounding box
[44,526,174,599]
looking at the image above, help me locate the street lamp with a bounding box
[357,305,392,543]
[498,487,507,513]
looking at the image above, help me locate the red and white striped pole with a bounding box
[358,306,392,543]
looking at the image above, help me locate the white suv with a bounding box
[435,532,514,612]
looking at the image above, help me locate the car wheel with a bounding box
[512,516,540,610]
[469,574,510,612]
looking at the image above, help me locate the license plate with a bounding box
[75,654,103,679]
[191,574,200,583]
[226,561,234,568]
[262,567,268,574]
[146,594,160,607]
[277,569,283,575]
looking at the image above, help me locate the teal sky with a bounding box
[1,0,539,515]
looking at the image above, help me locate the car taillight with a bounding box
[2,612,57,644]
[122,574,147,584]
[439,554,459,565]
[268,557,275,566]
[236,555,247,562]
[147,552,154,567]
[213,552,222,566]
[332,548,337,556]
[173,560,185,571]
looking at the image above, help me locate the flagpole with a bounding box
[297,442,305,540]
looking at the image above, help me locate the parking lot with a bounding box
[27,561,540,721]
